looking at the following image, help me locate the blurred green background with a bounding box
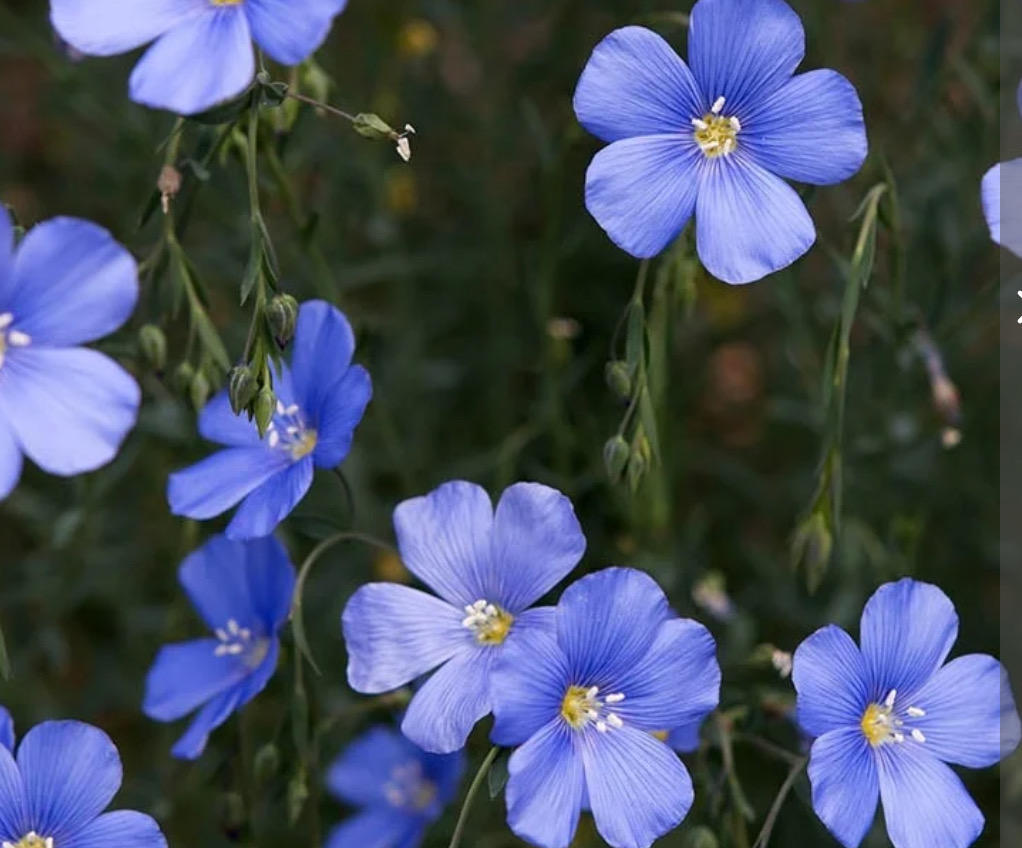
[0,0,1010,846]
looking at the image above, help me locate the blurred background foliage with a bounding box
[0,0,1011,846]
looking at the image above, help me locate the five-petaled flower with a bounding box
[0,719,168,848]
[167,300,371,540]
[325,725,464,848]
[342,480,586,754]
[50,0,349,116]
[490,567,721,848]
[792,578,1021,848]
[573,0,868,284]
[143,533,296,759]
[0,206,140,501]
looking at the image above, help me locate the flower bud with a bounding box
[605,360,632,401]
[791,510,833,592]
[352,112,396,141]
[603,435,630,483]
[173,361,195,393]
[228,364,259,415]
[685,826,719,848]
[253,385,277,438]
[189,370,210,412]
[265,293,299,347]
[137,324,167,372]
[253,743,280,783]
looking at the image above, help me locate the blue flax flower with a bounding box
[573,0,867,284]
[325,726,465,848]
[982,160,1022,259]
[343,480,586,754]
[168,300,371,540]
[143,533,295,759]
[50,0,348,116]
[0,719,167,848]
[490,568,721,848]
[0,207,140,501]
[792,578,1021,848]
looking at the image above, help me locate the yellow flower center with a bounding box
[560,684,625,732]
[692,95,740,158]
[210,0,244,6]
[4,832,53,848]
[266,401,318,461]
[461,601,514,645]
[860,689,928,748]
[289,430,318,460]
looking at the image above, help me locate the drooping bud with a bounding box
[253,385,277,438]
[605,360,632,401]
[603,435,630,483]
[173,361,195,393]
[352,112,396,141]
[189,370,211,412]
[265,293,299,347]
[227,364,259,415]
[137,324,167,372]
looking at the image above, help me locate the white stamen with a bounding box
[605,693,625,704]
[729,116,742,132]
[691,118,709,130]
[0,313,12,330]
[7,331,29,347]
[596,721,608,733]
[397,137,412,163]
[884,689,897,709]
[711,96,726,115]
[284,404,299,416]
[606,713,624,728]
[722,138,735,155]
[911,729,926,743]
[268,430,280,448]
[586,686,600,699]
[907,706,926,718]
[276,400,286,415]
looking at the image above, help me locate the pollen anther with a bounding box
[861,690,927,748]
[561,684,626,732]
[462,600,514,645]
[692,95,741,159]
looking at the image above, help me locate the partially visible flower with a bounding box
[343,480,586,754]
[50,0,349,116]
[573,0,867,284]
[793,578,1021,848]
[490,568,721,848]
[982,159,1022,258]
[168,300,371,540]
[143,534,295,760]
[325,726,464,848]
[0,707,12,752]
[0,719,167,847]
[0,206,140,501]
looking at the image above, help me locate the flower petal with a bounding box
[0,348,139,476]
[807,727,879,848]
[63,811,167,848]
[573,26,704,143]
[0,708,13,753]
[694,155,815,284]
[741,70,867,185]
[860,579,958,701]
[245,0,347,66]
[585,135,701,259]
[688,0,805,113]
[18,721,122,841]
[392,481,494,606]
[667,719,703,753]
[983,158,1022,258]
[583,726,693,848]
[50,0,203,55]
[197,390,261,448]
[129,8,254,116]
[877,744,984,848]
[167,447,289,522]
[343,583,466,694]
[0,204,13,295]
[290,300,356,414]
[326,726,422,808]
[312,365,372,469]
[324,807,421,848]
[0,744,27,843]
[142,639,250,722]
[225,456,314,540]
[793,625,870,738]
[7,218,137,347]
[505,720,584,848]
[0,418,23,501]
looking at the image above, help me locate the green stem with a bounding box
[447,746,501,848]
[286,91,357,123]
[752,756,808,848]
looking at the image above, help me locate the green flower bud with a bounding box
[173,362,195,393]
[254,743,280,783]
[791,510,834,592]
[605,360,632,401]
[626,447,647,492]
[137,324,167,372]
[189,370,211,412]
[253,385,277,438]
[265,293,300,347]
[352,112,396,140]
[685,826,719,848]
[603,435,630,483]
[228,365,259,415]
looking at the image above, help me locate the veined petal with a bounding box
[225,456,314,540]
[741,70,867,185]
[793,625,870,738]
[0,419,23,501]
[197,390,261,448]
[326,727,421,808]
[312,365,372,469]
[506,721,584,848]
[167,447,289,521]
[694,155,815,284]
[50,0,203,56]
[0,745,26,844]
[585,135,701,259]
[63,811,167,848]
[142,639,250,722]
[688,0,805,114]
[129,8,254,116]
[807,727,878,848]
[324,807,421,848]
[983,158,1022,258]
[583,727,693,848]
[573,26,704,143]
[245,0,348,66]
[290,301,356,415]
[860,579,958,702]
[343,583,467,694]
[0,348,139,476]
[876,744,984,848]
[667,719,703,753]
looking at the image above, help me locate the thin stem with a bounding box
[752,756,808,848]
[286,91,356,123]
[448,746,501,848]
[733,733,804,768]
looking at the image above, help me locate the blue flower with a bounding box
[0,719,167,848]
[0,207,140,501]
[982,160,1022,258]
[50,0,349,116]
[573,0,868,284]
[343,480,586,754]
[490,568,721,848]
[792,578,1021,848]
[325,726,465,848]
[0,708,12,753]
[143,533,295,760]
[168,300,371,540]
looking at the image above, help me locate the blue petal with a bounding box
[907,654,1020,768]
[573,26,704,143]
[424,748,466,807]
[741,70,867,185]
[807,727,878,848]
[983,158,1022,258]
[876,745,983,848]
[505,721,584,848]
[290,301,356,417]
[129,9,254,116]
[792,625,870,738]
[7,217,137,347]
[859,579,958,702]
[63,811,167,848]
[667,719,703,753]
[18,721,121,841]
[392,481,494,606]
[694,156,815,284]
[0,348,139,476]
[401,648,495,754]
[487,483,585,612]
[312,365,372,469]
[585,135,701,259]
[0,420,23,501]
[324,808,421,848]
[343,583,466,694]
[688,0,805,114]
[225,456,314,540]
[197,390,261,448]
[0,743,26,843]
[0,708,13,753]
[0,204,13,294]
[982,164,1000,246]
[245,0,348,66]
[326,726,421,807]
[167,446,289,521]
[582,727,693,848]
[50,0,201,55]
[143,639,250,722]
[556,568,669,686]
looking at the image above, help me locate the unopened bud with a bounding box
[352,112,396,140]
[173,361,195,393]
[626,447,647,492]
[189,370,210,411]
[685,826,719,848]
[791,510,833,591]
[254,743,280,783]
[228,365,259,415]
[265,293,299,347]
[605,360,632,401]
[603,435,630,483]
[253,385,276,437]
[137,324,167,372]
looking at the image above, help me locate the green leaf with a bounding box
[487,749,511,798]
